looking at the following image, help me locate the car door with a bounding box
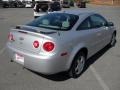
[76,17,102,56]
[89,14,109,49]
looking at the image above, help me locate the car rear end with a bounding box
[25,3,32,8]
[62,1,70,8]
[34,11,48,18]
[6,26,68,74]
[33,1,50,18]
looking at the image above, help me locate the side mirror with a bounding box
[105,22,114,26]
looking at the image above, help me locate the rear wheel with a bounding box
[69,52,86,78]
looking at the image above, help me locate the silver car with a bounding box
[6,10,116,78]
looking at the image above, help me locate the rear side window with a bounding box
[77,17,91,30]
[90,14,107,28]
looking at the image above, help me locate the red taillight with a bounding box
[43,42,55,52]
[33,40,39,48]
[8,33,14,41]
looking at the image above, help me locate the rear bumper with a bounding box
[6,43,69,74]
[33,12,46,17]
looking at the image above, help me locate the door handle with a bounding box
[103,26,109,30]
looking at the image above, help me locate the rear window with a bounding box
[27,13,79,31]
[63,1,69,4]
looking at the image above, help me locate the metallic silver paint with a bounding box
[6,10,116,74]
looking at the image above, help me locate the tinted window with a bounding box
[50,2,61,11]
[90,14,107,28]
[27,13,79,31]
[77,17,91,30]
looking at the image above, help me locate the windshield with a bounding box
[27,13,79,31]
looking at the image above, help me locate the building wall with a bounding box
[91,0,120,5]
[113,0,120,5]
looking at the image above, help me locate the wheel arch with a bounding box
[66,46,88,70]
[113,30,116,36]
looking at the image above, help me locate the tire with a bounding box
[69,52,86,78]
[109,33,116,47]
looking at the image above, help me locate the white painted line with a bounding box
[0,47,5,55]
[90,66,110,90]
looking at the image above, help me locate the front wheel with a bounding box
[69,52,86,78]
[109,33,116,47]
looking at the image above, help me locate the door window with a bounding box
[90,14,107,28]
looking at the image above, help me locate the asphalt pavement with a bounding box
[0,4,120,90]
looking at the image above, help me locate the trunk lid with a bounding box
[8,25,56,54]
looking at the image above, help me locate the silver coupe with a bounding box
[6,10,116,78]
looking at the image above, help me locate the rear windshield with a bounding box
[27,13,79,31]
[63,1,69,4]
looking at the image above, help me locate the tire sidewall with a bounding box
[69,52,86,78]
[110,33,116,47]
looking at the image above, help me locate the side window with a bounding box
[77,17,91,30]
[90,14,107,28]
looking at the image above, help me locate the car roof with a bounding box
[57,9,96,16]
